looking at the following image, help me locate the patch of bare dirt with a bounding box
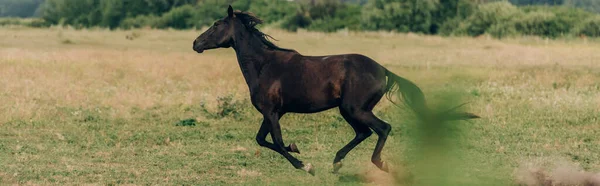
[231,146,247,152]
[237,169,261,177]
[358,162,412,186]
[515,160,600,186]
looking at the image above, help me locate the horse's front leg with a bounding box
[261,111,315,175]
[255,118,301,154]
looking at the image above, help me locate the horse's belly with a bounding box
[282,92,341,113]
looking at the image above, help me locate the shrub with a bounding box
[191,0,252,29]
[307,3,362,32]
[200,95,248,120]
[439,17,464,36]
[0,18,50,27]
[40,0,198,29]
[464,1,521,36]
[574,16,600,37]
[40,0,101,27]
[280,1,361,32]
[155,5,195,29]
[361,1,421,33]
[280,12,311,32]
[513,11,563,38]
[362,0,475,34]
[432,0,476,34]
[0,18,23,26]
[120,15,158,29]
[517,6,592,38]
[26,19,51,27]
[488,21,519,38]
[249,0,297,24]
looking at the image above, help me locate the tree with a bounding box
[249,0,297,24]
[509,0,564,5]
[564,0,600,13]
[362,0,475,34]
[0,0,44,17]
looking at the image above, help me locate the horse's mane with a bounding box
[234,11,296,53]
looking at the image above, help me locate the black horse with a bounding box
[193,5,479,175]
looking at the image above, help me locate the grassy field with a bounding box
[0,26,599,185]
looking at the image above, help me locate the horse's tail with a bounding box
[384,69,480,121]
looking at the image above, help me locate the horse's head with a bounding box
[193,5,237,53]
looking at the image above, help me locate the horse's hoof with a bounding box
[289,143,300,154]
[379,161,390,173]
[332,162,343,173]
[374,161,390,173]
[302,163,315,176]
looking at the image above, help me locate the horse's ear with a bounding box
[227,5,233,18]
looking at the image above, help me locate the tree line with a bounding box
[0,0,44,17]
[2,0,600,38]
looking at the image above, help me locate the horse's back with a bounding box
[271,53,387,113]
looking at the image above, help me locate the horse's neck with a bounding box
[235,52,263,87]
[233,39,271,93]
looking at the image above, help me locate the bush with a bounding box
[155,5,195,29]
[280,12,311,32]
[488,21,519,38]
[513,11,563,38]
[446,3,594,38]
[249,0,297,24]
[191,0,252,29]
[0,18,23,26]
[517,6,592,37]
[439,17,469,36]
[575,16,600,37]
[464,1,521,36]
[200,95,248,120]
[307,17,349,32]
[26,19,51,27]
[280,1,361,32]
[120,15,158,29]
[0,18,49,27]
[432,0,476,34]
[361,0,476,34]
[40,0,100,27]
[361,1,420,33]
[307,3,362,32]
[40,0,198,29]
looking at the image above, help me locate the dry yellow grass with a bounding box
[2,27,599,121]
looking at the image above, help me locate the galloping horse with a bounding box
[192,5,479,175]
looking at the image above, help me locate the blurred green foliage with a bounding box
[0,0,43,18]
[3,0,600,38]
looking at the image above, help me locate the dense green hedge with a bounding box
[3,0,598,39]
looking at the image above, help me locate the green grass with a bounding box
[0,27,599,185]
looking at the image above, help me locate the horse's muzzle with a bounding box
[192,41,204,53]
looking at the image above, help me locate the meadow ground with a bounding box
[0,26,599,185]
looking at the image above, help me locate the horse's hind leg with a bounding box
[338,75,391,172]
[332,108,373,173]
[363,113,392,172]
[341,106,391,172]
